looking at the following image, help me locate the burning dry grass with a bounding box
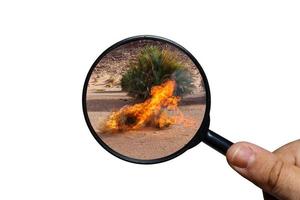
[100,79,195,133]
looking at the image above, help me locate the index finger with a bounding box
[273,140,300,166]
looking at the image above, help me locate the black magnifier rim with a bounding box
[82,35,211,164]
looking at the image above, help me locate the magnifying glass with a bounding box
[83,35,233,164]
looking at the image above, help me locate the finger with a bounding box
[273,140,300,166]
[226,142,300,200]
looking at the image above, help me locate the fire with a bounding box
[101,79,195,133]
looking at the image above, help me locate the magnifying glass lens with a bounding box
[84,38,207,161]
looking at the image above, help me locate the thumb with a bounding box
[226,142,300,200]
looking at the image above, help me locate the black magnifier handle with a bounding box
[203,130,233,155]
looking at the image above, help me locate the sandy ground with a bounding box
[86,84,206,160]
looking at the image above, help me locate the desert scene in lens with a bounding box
[85,39,206,160]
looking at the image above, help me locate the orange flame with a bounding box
[102,80,195,133]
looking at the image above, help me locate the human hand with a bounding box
[226,140,300,200]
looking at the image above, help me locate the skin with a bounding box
[226,140,300,200]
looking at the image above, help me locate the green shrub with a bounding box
[121,46,195,99]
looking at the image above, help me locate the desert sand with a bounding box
[86,82,206,160]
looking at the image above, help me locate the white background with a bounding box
[1,1,299,199]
